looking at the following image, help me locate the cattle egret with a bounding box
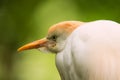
[18,20,120,80]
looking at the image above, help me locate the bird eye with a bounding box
[51,35,57,41]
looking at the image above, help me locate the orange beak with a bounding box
[17,38,48,52]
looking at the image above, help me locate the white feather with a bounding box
[56,20,120,80]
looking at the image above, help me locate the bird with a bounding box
[18,20,120,80]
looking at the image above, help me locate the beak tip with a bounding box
[17,47,23,52]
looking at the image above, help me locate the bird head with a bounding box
[18,21,84,53]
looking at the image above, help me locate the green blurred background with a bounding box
[0,0,120,80]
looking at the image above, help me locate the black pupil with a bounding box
[52,35,57,41]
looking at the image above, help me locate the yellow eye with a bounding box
[51,35,57,41]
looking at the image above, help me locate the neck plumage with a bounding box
[84,53,120,80]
